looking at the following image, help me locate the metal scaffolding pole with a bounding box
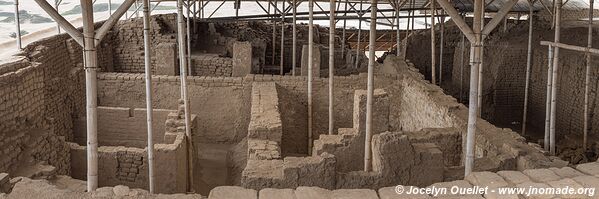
[141,0,155,193]
[328,0,335,135]
[186,0,192,75]
[549,0,561,155]
[80,0,99,191]
[430,2,436,85]
[459,29,465,102]
[355,0,363,68]
[341,0,348,58]
[522,0,533,135]
[135,0,140,18]
[292,0,297,76]
[280,0,285,75]
[176,0,194,192]
[55,0,61,33]
[410,0,414,31]
[405,0,410,48]
[464,0,483,176]
[477,0,484,117]
[14,0,21,49]
[544,43,553,151]
[272,0,277,65]
[364,0,376,172]
[395,2,400,56]
[583,0,594,149]
[308,0,314,155]
[439,14,444,84]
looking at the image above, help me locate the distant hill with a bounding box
[0,1,11,5]
[62,3,176,16]
[0,10,53,24]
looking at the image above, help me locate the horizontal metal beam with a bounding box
[211,13,446,21]
[209,7,437,20]
[541,41,599,55]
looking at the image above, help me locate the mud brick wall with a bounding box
[96,73,251,144]
[442,18,599,149]
[111,14,178,73]
[69,112,190,194]
[389,56,560,171]
[72,107,173,148]
[526,27,599,148]
[190,54,233,76]
[451,42,529,126]
[0,32,86,176]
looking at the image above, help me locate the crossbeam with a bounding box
[541,41,599,54]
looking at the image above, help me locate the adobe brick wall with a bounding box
[0,32,87,176]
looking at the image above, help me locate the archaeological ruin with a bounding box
[1,0,599,198]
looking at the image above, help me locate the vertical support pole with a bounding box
[186,0,192,75]
[355,0,363,69]
[292,0,297,76]
[522,1,533,135]
[141,0,155,193]
[55,0,61,33]
[425,10,428,29]
[81,0,98,191]
[477,1,484,117]
[14,0,21,50]
[544,44,553,151]
[395,2,400,56]
[549,0,561,155]
[410,0,414,32]
[439,14,445,84]
[459,30,465,102]
[308,0,314,155]
[194,0,198,34]
[176,0,193,192]
[583,0,594,149]
[272,0,277,65]
[405,0,410,48]
[364,0,376,172]
[430,2,436,84]
[109,0,112,15]
[465,0,483,176]
[328,0,335,135]
[280,0,285,75]
[135,0,139,18]
[341,0,347,58]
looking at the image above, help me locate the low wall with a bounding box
[190,54,233,77]
[385,55,564,171]
[72,107,173,148]
[69,108,193,194]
